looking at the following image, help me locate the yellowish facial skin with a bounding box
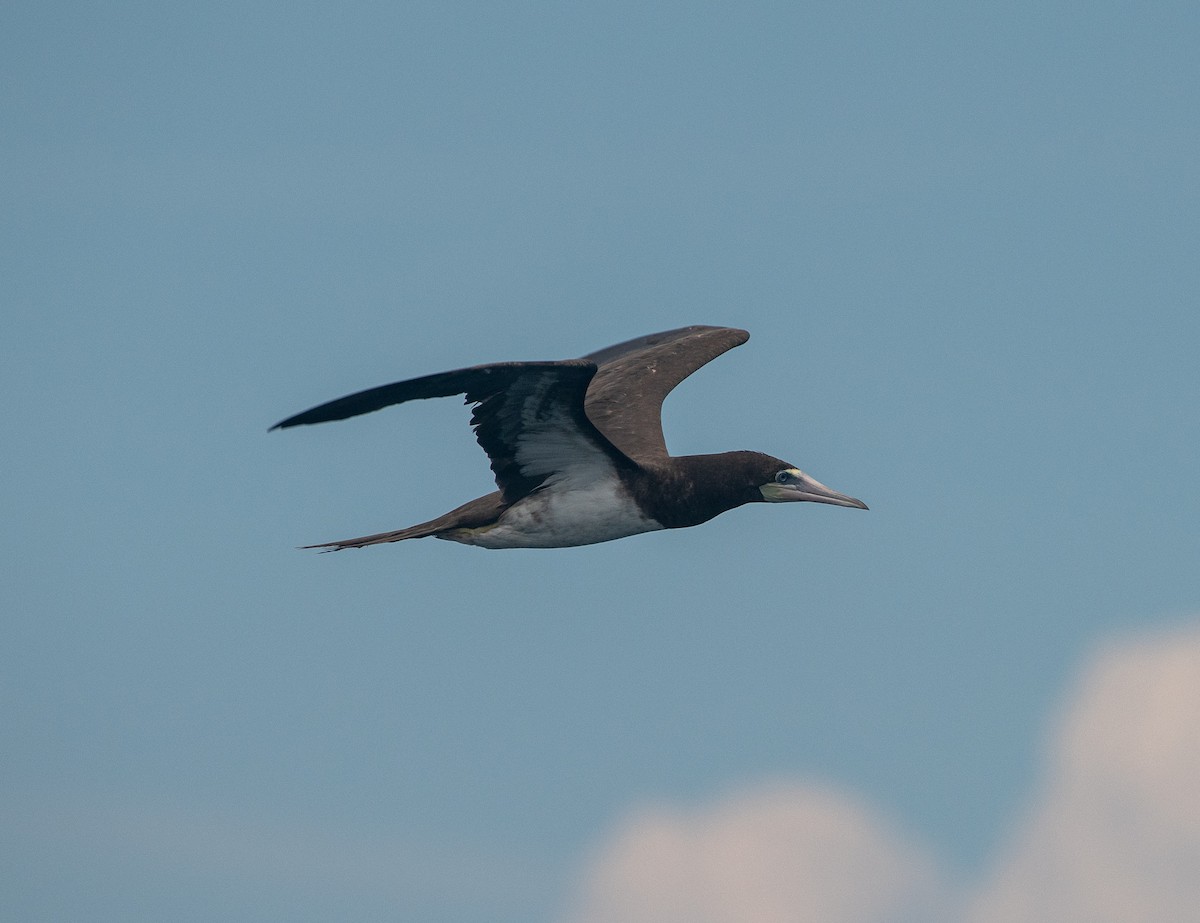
[758,468,806,502]
[759,469,868,509]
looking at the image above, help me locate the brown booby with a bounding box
[272,325,867,550]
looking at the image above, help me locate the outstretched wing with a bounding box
[580,325,749,461]
[467,363,635,501]
[271,360,631,503]
[270,362,566,430]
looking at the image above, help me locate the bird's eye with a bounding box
[775,470,793,484]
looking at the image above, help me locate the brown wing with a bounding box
[466,363,631,502]
[271,359,630,503]
[580,326,749,461]
[269,361,573,430]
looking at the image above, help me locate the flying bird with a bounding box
[272,325,867,550]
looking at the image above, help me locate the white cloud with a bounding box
[965,624,1200,923]
[561,622,1200,923]
[559,783,955,923]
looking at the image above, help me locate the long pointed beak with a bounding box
[763,472,869,509]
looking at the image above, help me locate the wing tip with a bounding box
[269,414,309,431]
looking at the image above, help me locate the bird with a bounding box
[271,325,867,550]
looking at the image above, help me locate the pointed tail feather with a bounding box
[302,521,448,552]
[301,491,507,552]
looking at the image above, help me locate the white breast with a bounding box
[441,475,664,549]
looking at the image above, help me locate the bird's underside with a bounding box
[272,325,867,550]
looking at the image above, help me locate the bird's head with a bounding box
[754,455,868,510]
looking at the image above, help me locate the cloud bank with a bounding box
[561,623,1200,923]
[966,625,1200,923]
[562,784,953,923]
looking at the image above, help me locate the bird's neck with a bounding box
[633,453,759,530]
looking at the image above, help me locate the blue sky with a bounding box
[4,3,1199,921]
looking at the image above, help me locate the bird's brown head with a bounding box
[745,452,868,509]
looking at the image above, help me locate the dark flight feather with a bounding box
[464,362,629,502]
[271,359,628,504]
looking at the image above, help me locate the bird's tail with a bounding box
[301,521,446,552]
[300,491,507,552]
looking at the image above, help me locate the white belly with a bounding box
[440,477,664,549]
